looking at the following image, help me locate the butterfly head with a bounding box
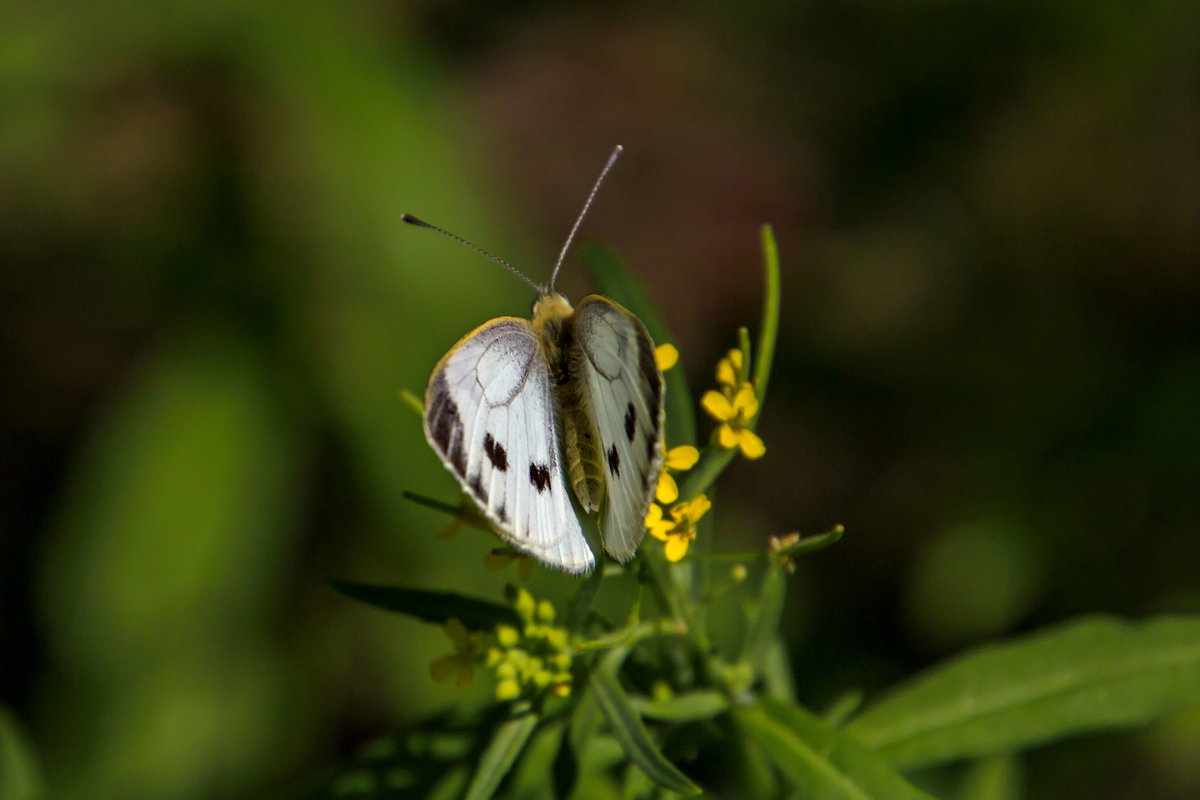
[532,292,574,336]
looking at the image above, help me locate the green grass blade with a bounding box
[582,242,697,448]
[589,666,702,795]
[462,713,540,800]
[846,615,1200,769]
[736,701,935,800]
[328,580,521,629]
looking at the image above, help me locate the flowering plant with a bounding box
[326,228,1200,799]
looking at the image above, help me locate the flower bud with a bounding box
[495,679,521,702]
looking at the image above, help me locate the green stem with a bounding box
[753,224,781,417]
[575,618,688,653]
[687,525,846,563]
[678,443,736,501]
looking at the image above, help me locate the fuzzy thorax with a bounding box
[532,293,605,513]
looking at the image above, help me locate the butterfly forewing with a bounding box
[424,318,595,573]
[572,295,665,561]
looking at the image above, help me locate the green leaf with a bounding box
[329,581,521,630]
[846,615,1200,769]
[567,567,604,634]
[742,566,787,668]
[582,242,697,448]
[506,721,565,799]
[822,690,866,728]
[462,713,540,800]
[589,663,702,795]
[551,724,578,800]
[760,639,798,704]
[958,754,1022,800]
[736,700,935,800]
[635,690,730,722]
[729,718,779,800]
[0,709,43,800]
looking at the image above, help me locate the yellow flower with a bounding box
[715,348,743,389]
[702,382,766,459]
[656,343,679,371]
[484,548,535,580]
[429,618,485,688]
[655,444,700,503]
[645,494,711,562]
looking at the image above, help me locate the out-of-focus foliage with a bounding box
[1,0,1197,798]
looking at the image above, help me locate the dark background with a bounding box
[2,1,1198,797]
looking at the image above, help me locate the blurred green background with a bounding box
[2,1,1198,797]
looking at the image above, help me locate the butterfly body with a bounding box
[423,291,664,573]
[533,294,605,514]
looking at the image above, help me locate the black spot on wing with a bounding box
[449,439,467,476]
[645,432,658,463]
[607,444,621,477]
[427,376,459,453]
[468,473,486,502]
[428,374,467,476]
[638,333,663,409]
[484,433,508,472]
[624,402,636,442]
[497,504,507,524]
[529,463,551,493]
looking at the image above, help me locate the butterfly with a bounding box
[404,145,664,574]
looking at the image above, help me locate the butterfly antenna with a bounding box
[400,214,543,292]
[547,144,623,293]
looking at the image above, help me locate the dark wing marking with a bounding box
[424,317,594,573]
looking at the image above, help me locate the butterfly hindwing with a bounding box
[572,295,665,561]
[424,317,595,573]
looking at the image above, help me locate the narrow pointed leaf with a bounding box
[959,754,1022,800]
[742,566,786,667]
[736,700,935,800]
[329,581,520,629]
[506,721,565,798]
[846,615,1200,769]
[635,690,730,722]
[583,242,697,448]
[567,567,604,634]
[462,713,540,800]
[589,667,702,795]
[761,639,798,704]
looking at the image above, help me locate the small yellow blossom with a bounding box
[484,548,535,580]
[716,348,743,389]
[429,618,485,688]
[645,494,712,562]
[656,343,679,371]
[702,382,766,459]
[655,444,700,503]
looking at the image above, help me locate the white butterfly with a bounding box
[407,146,664,574]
